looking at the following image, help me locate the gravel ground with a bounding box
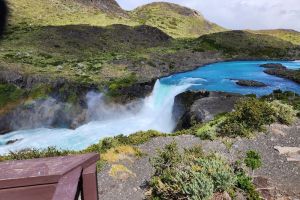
[97,120,300,200]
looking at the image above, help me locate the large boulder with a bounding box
[173,91,242,130]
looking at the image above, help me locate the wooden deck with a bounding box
[0,153,99,200]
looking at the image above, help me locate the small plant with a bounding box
[244,150,262,176]
[149,143,236,199]
[236,172,261,200]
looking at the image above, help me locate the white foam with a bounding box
[0,80,192,154]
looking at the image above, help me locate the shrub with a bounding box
[151,142,181,175]
[244,150,262,172]
[195,156,237,192]
[236,172,261,200]
[218,98,276,137]
[149,142,236,199]
[269,100,297,124]
[176,169,214,200]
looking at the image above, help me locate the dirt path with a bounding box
[97,120,300,200]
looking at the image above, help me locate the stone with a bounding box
[174,91,242,130]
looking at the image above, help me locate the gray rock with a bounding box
[174,91,242,130]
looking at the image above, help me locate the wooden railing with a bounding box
[0,153,99,200]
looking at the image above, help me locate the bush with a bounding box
[196,156,237,192]
[176,170,214,200]
[269,100,297,124]
[149,142,236,200]
[218,98,276,137]
[244,150,262,171]
[236,172,261,200]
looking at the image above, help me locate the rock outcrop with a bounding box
[234,79,267,87]
[260,63,300,84]
[173,91,242,130]
[260,63,287,70]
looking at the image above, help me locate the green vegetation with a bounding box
[264,68,300,84]
[236,171,261,200]
[149,143,236,199]
[262,90,300,114]
[251,29,300,45]
[195,31,299,58]
[218,98,276,137]
[131,2,225,38]
[0,130,164,170]
[0,147,74,162]
[194,114,226,140]
[149,142,262,200]
[244,150,262,173]
[269,100,297,124]
[0,84,24,107]
[84,130,165,154]
[218,98,296,137]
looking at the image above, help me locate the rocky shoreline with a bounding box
[260,63,300,84]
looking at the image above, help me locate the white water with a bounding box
[0,80,193,154]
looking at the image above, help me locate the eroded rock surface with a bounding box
[174,91,242,130]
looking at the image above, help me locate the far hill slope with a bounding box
[195,31,299,58]
[8,0,136,27]
[73,0,128,17]
[249,29,300,45]
[8,0,225,38]
[131,2,225,38]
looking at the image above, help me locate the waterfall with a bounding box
[0,80,191,154]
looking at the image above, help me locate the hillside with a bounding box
[0,0,299,107]
[131,2,225,38]
[7,0,224,38]
[194,30,299,58]
[8,0,136,27]
[250,29,300,45]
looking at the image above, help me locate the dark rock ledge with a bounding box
[233,79,267,87]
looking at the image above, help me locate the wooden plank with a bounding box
[52,167,82,200]
[0,153,99,189]
[82,163,98,200]
[0,183,57,200]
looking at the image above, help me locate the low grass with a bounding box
[109,164,135,178]
[251,29,300,45]
[101,145,141,163]
[131,2,225,38]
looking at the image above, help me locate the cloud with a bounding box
[116,0,300,31]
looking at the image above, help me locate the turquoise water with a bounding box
[160,61,300,96]
[0,60,299,153]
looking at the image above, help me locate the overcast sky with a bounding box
[116,0,300,31]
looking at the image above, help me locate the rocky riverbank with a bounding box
[261,63,300,84]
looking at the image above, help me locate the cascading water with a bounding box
[1,60,300,154]
[0,80,192,154]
